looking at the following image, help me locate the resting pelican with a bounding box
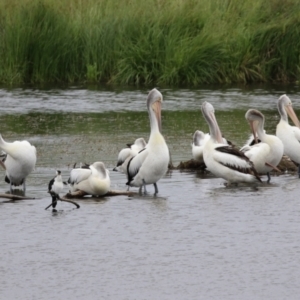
[126,88,169,194]
[68,162,110,196]
[241,109,284,182]
[113,138,147,173]
[201,102,261,184]
[0,134,37,192]
[48,170,64,209]
[276,94,300,177]
[192,130,229,163]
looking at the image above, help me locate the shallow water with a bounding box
[1,84,300,300]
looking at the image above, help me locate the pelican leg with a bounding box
[52,195,58,209]
[153,183,159,194]
[139,186,142,194]
[23,179,26,192]
[298,165,300,178]
[142,179,147,194]
[9,182,13,194]
[267,172,271,183]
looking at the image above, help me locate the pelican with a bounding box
[276,94,300,177]
[48,170,64,209]
[201,102,261,184]
[0,134,37,192]
[192,130,229,163]
[68,161,110,196]
[113,138,147,173]
[241,109,284,182]
[126,88,169,194]
[192,131,210,163]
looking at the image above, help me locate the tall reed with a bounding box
[0,0,299,85]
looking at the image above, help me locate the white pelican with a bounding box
[192,130,229,163]
[126,88,169,194]
[48,170,64,209]
[68,162,110,196]
[0,134,37,192]
[276,94,300,177]
[192,130,210,163]
[241,109,284,182]
[201,102,261,184]
[113,137,147,173]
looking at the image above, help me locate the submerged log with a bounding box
[45,193,80,210]
[0,193,35,200]
[276,155,298,172]
[174,155,298,173]
[174,159,206,170]
[64,189,135,199]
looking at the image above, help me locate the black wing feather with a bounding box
[216,146,262,182]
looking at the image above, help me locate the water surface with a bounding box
[0,84,300,300]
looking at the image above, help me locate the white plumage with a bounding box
[113,138,147,173]
[126,88,169,194]
[201,102,261,184]
[0,134,36,192]
[241,109,284,182]
[68,162,110,196]
[276,94,300,177]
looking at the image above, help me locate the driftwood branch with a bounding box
[0,193,35,201]
[45,193,80,210]
[64,189,136,199]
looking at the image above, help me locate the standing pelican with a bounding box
[201,102,261,184]
[241,109,284,182]
[68,161,110,196]
[0,134,36,192]
[113,138,147,173]
[276,94,300,177]
[48,170,64,209]
[126,88,169,194]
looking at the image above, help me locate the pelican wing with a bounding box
[292,126,300,142]
[126,148,149,183]
[116,148,132,167]
[242,143,270,161]
[68,168,91,184]
[214,146,261,180]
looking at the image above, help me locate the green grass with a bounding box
[0,0,300,85]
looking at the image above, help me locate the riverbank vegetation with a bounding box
[0,0,299,85]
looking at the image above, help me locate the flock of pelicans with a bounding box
[0,89,300,208]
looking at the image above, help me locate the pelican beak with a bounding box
[210,112,223,143]
[0,160,6,170]
[249,120,258,144]
[286,105,300,128]
[152,101,162,132]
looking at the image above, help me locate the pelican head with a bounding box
[56,170,61,176]
[147,88,162,132]
[193,130,205,146]
[245,109,265,144]
[278,95,300,127]
[201,102,223,143]
[91,162,107,177]
[134,138,147,149]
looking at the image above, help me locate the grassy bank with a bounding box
[0,0,300,85]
